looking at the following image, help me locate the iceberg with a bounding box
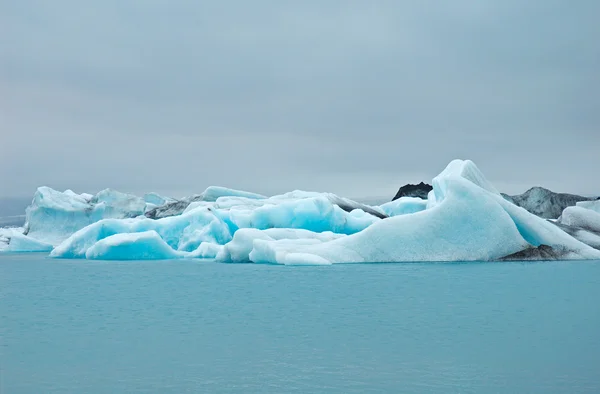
[5,159,600,263]
[22,187,155,246]
[0,227,53,253]
[245,160,600,264]
[559,206,600,234]
[553,203,600,250]
[145,186,267,219]
[575,199,600,214]
[50,194,379,259]
[215,228,345,263]
[85,231,182,260]
[50,208,232,259]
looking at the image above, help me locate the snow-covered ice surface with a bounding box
[4,159,600,263]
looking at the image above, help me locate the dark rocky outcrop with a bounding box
[392,182,432,201]
[145,195,203,219]
[501,187,593,219]
[501,244,567,261]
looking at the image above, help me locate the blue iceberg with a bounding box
[3,159,599,263]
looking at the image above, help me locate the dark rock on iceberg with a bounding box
[501,244,567,261]
[392,182,432,201]
[145,195,203,219]
[501,187,593,219]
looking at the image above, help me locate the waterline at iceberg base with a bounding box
[2,160,600,264]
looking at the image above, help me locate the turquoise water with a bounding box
[2,255,600,393]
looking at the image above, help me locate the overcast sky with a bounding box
[1,1,599,199]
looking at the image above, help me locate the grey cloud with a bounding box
[1,1,599,200]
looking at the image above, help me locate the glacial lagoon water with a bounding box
[1,255,600,393]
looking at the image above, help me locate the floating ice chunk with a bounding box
[216,228,344,263]
[51,207,232,259]
[85,231,182,260]
[37,159,600,263]
[228,196,378,234]
[146,187,267,219]
[576,200,600,214]
[91,189,146,218]
[5,233,53,252]
[25,187,104,245]
[250,239,335,265]
[24,187,149,245]
[379,197,427,217]
[559,206,600,233]
[51,194,370,261]
[0,227,53,252]
[50,219,135,258]
[247,160,600,264]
